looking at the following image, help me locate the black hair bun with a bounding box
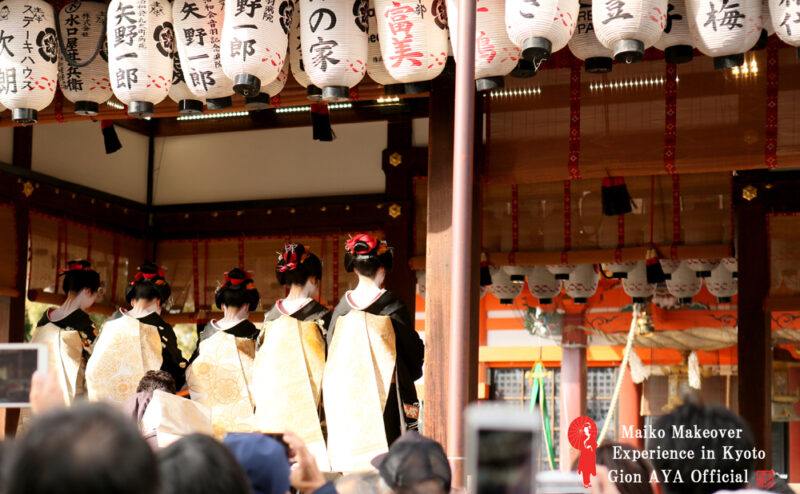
[344,234,393,274]
[125,261,171,305]
[275,244,322,287]
[215,267,260,311]
[60,260,101,295]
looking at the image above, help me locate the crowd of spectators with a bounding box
[1,370,791,494]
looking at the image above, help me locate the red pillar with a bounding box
[789,367,800,482]
[618,363,643,449]
[560,313,587,471]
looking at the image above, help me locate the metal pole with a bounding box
[448,0,477,483]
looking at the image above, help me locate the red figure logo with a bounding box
[568,416,597,488]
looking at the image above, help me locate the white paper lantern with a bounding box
[506,0,579,62]
[366,0,404,91]
[547,263,576,280]
[685,258,720,278]
[300,0,369,101]
[592,0,667,62]
[0,0,58,124]
[416,270,426,299]
[446,0,519,91]
[665,260,702,303]
[653,0,694,62]
[659,258,681,279]
[107,0,173,117]
[721,257,737,277]
[245,48,288,108]
[706,264,737,303]
[58,0,112,116]
[525,265,561,304]
[221,0,291,97]
[172,0,234,110]
[288,0,323,99]
[564,264,600,303]
[686,0,761,68]
[168,49,204,114]
[490,266,524,304]
[622,261,655,302]
[602,261,637,278]
[568,1,614,72]
[769,0,800,47]
[374,0,448,85]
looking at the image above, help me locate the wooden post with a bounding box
[6,126,33,437]
[789,367,800,482]
[560,313,587,471]
[383,118,416,312]
[736,190,771,469]
[423,71,482,480]
[618,365,643,449]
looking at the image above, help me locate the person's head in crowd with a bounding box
[158,434,251,494]
[217,268,260,314]
[335,471,393,494]
[371,431,451,494]
[595,442,654,494]
[650,398,755,494]
[137,370,177,394]
[126,261,171,312]
[345,234,393,285]
[223,433,290,494]
[3,403,158,494]
[275,244,322,296]
[60,259,101,309]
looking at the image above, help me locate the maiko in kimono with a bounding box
[186,268,260,437]
[324,234,425,472]
[253,244,330,470]
[86,262,189,406]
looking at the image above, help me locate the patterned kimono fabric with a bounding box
[323,311,397,472]
[140,390,213,448]
[186,331,256,438]
[18,322,86,432]
[252,314,328,470]
[86,314,163,407]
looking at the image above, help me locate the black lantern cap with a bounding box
[244,93,271,110]
[694,271,712,278]
[585,57,612,73]
[717,296,733,303]
[613,39,645,64]
[307,85,323,101]
[522,36,552,63]
[178,99,204,115]
[572,297,588,303]
[74,101,99,116]
[538,297,553,304]
[554,273,570,280]
[664,45,693,64]
[713,53,744,70]
[751,29,768,50]
[128,101,154,119]
[206,96,233,110]
[12,108,38,125]
[384,83,405,95]
[233,74,261,97]
[476,76,504,92]
[510,59,537,78]
[404,81,430,94]
[322,85,349,102]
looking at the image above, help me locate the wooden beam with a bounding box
[151,194,402,239]
[409,243,732,269]
[0,164,148,236]
[736,179,771,470]
[113,118,152,136]
[151,98,429,137]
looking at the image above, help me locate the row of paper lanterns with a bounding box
[0,0,791,123]
[417,258,738,305]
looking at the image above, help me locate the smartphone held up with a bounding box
[0,343,48,408]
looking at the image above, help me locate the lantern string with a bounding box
[53,3,107,68]
[765,36,779,169]
[192,239,200,312]
[663,63,677,174]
